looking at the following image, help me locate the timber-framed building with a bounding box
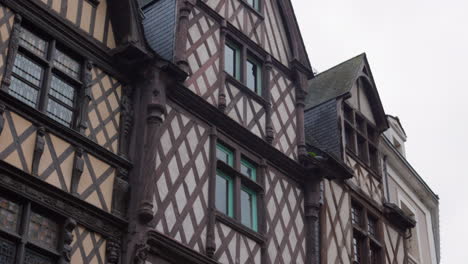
[0,0,439,264]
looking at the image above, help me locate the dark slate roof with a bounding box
[305,53,366,110]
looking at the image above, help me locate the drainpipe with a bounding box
[383,155,390,202]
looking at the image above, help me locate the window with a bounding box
[215,142,260,231]
[351,201,382,264]
[8,26,82,128]
[343,103,379,172]
[0,195,63,264]
[224,39,263,96]
[246,0,260,11]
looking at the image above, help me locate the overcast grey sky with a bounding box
[292,0,467,262]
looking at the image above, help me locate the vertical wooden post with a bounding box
[218,20,228,112]
[174,0,194,74]
[1,14,21,91]
[58,218,77,264]
[264,55,274,144]
[206,126,217,257]
[295,70,308,161]
[259,159,269,264]
[119,86,134,159]
[0,103,6,136]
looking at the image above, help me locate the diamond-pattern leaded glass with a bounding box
[9,76,38,107]
[12,53,44,87]
[28,212,58,249]
[0,197,20,233]
[24,249,53,264]
[19,27,48,58]
[0,238,15,264]
[54,50,80,79]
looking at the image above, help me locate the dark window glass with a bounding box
[357,135,369,163]
[54,50,81,79]
[369,244,380,264]
[28,212,58,249]
[352,235,362,264]
[345,123,356,153]
[351,205,362,227]
[0,237,16,264]
[344,104,354,123]
[24,249,53,264]
[0,197,20,233]
[215,173,232,216]
[368,216,377,237]
[246,58,260,94]
[240,189,253,228]
[19,28,48,58]
[369,146,379,171]
[225,43,239,79]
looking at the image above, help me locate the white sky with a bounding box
[292,0,468,263]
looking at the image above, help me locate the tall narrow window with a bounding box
[216,171,234,217]
[352,234,363,264]
[351,201,382,264]
[7,26,82,128]
[225,42,240,80]
[246,57,262,95]
[240,187,257,231]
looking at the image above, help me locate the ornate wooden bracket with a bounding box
[119,86,134,159]
[70,148,84,196]
[78,60,93,133]
[1,14,21,91]
[112,168,129,218]
[58,218,77,264]
[218,20,228,112]
[133,241,149,264]
[31,127,46,176]
[0,103,6,135]
[106,238,121,264]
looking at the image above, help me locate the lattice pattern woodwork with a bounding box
[383,224,405,264]
[152,103,210,254]
[225,82,265,138]
[270,68,297,160]
[264,167,306,264]
[38,0,116,48]
[0,5,14,84]
[77,152,116,212]
[345,155,383,205]
[38,133,75,192]
[201,0,291,65]
[85,67,122,154]
[214,222,261,264]
[322,179,352,264]
[71,225,107,264]
[0,110,36,173]
[185,6,220,107]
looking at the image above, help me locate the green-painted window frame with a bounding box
[216,170,234,217]
[216,143,234,166]
[240,159,257,181]
[224,41,241,81]
[246,0,260,11]
[246,56,262,95]
[241,186,258,231]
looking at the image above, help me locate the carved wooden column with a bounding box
[295,70,308,160]
[0,103,6,136]
[70,148,84,196]
[259,159,270,264]
[206,126,217,257]
[78,60,93,133]
[264,55,274,144]
[218,20,228,112]
[58,218,77,264]
[304,176,321,264]
[112,168,130,218]
[1,14,21,91]
[106,238,121,264]
[119,86,134,159]
[31,127,45,176]
[137,66,166,224]
[174,0,194,74]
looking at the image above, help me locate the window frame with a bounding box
[351,200,383,264]
[0,192,64,264]
[215,140,262,233]
[7,23,84,129]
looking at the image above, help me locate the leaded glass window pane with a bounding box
[0,238,15,264]
[0,197,20,233]
[368,216,377,237]
[28,212,58,249]
[46,99,73,126]
[351,205,362,227]
[13,53,44,87]
[54,50,80,79]
[9,76,39,107]
[49,76,75,107]
[352,235,362,263]
[24,249,53,264]
[47,76,75,126]
[19,28,48,58]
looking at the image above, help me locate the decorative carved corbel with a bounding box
[1,14,21,91]
[78,60,93,133]
[119,86,134,159]
[58,218,77,264]
[112,168,130,218]
[133,242,149,264]
[70,148,84,196]
[106,238,121,264]
[0,104,6,135]
[31,127,46,176]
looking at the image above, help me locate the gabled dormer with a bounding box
[304,53,388,174]
[384,115,407,157]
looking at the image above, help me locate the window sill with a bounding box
[225,74,268,107]
[215,211,265,244]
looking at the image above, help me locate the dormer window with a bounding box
[343,103,380,172]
